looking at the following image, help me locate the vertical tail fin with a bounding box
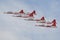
[40,16,45,20]
[19,10,24,13]
[32,10,35,13]
[52,19,56,23]
[52,19,56,27]
[28,10,36,17]
[31,10,36,15]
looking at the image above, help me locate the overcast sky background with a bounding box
[0,0,60,40]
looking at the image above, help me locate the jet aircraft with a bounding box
[35,19,56,28]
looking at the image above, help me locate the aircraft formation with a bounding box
[4,10,57,28]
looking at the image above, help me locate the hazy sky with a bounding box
[0,0,60,40]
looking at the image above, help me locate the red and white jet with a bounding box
[25,16,46,23]
[15,10,36,18]
[35,19,56,28]
[4,10,25,14]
